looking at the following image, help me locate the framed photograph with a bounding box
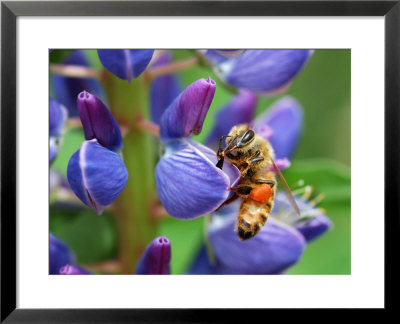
[1,0,398,321]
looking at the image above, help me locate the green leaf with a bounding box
[50,208,118,264]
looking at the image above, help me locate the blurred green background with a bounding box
[50,49,351,275]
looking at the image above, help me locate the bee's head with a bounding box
[225,124,255,153]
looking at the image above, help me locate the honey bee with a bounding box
[216,124,300,240]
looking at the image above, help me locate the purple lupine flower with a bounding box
[60,264,92,275]
[215,49,246,58]
[252,96,303,159]
[97,49,154,82]
[206,89,258,149]
[49,233,75,274]
[49,97,68,163]
[156,139,240,219]
[190,191,331,275]
[273,192,332,242]
[67,139,128,215]
[216,50,313,95]
[77,90,122,151]
[160,77,216,143]
[136,236,171,275]
[52,50,106,117]
[150,52,182,124]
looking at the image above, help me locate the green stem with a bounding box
[103,71,156,273]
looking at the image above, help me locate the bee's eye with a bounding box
[241,130,255,144]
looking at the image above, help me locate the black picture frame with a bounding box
[1,0,399,321]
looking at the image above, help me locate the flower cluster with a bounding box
[50,49,332,275]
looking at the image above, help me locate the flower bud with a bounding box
[67,139,128,215]
[136,236,171,275]
[160,77,216,142]
[252,96,303,159]
[77,91,122,151]
[206,89,258,149]
[52,50,106,117]
[49,233,75,274]
[218,50,313,95]
[59,264,92,275]
[156,139,240,219]
[150,52,181,124]
[97,49,154,82]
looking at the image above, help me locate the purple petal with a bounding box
[215,49,246,58]
[206,90,258,149]
[49,97,68,137]
[156,139,240,219]
[98,49,154,82]
[295,214,332,242]
[150,52,182,124]
[67,139,128,215]
[160,77,216,142]
[49,233,75,275]
[267,157,291,171]
[253,96,303,159]
[219,50,313,94]
[136,236,171,274]
[52,50,106,117]
[208,207,306,274]
[77,90,122,151]
[272,192,332,242]
[59,264,92,275]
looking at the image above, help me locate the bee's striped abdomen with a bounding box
[236,182,275,241]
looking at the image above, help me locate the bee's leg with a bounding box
[216,135,232,169]
[215,193,240,211]
[252,179,276,188]
[249,157,263,164]
[228,184,255,198]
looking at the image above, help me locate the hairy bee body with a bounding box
[235,170,276,240]
[219,124,277,240]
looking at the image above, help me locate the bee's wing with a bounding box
[272,159,301,216]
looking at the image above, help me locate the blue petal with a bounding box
[67,139,128,214]
[156,139,240,219]
[219,50,313,94]
[136,236,171,275]
[252,96,303,159]
[295,214,332,242]
[59,264,92,275]
[206,90,258,149]
[208,207,306,274]
[272,192,332,242]
[160,77,216,142]
[49,233,75,275]
[98,49,154,81]
[150,52,182,124]
[49,97,68,137]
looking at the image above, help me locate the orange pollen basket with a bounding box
[250,184,272,203]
